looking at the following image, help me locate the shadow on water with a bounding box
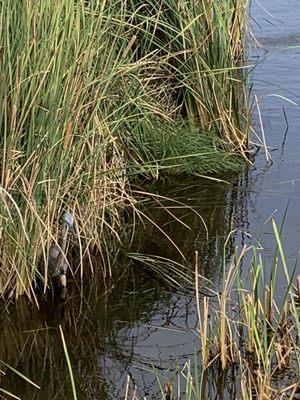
[137,172,250,287]
[0,171,251,400]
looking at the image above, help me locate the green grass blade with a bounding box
[59,325,77,400]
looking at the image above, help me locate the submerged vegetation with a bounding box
[0,0,249,297]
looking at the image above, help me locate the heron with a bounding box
[48,212,74,288]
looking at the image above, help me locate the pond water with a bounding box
[1,1,300,399]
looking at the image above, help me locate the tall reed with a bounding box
[128,0,250,151]
[0,0,163,298]
[0,0,249,298]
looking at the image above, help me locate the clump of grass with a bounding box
[129,123,244,177]
[192,221,300,398]
[0,0,250,298]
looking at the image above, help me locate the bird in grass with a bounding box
[48,212,74,288]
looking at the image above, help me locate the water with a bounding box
[1,1,300,398]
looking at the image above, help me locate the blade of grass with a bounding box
[59,325,77,400]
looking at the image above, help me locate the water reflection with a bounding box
[0,171,250,400]
[139,172,250,286]
[0,277,173,399]
[256,33,300,49]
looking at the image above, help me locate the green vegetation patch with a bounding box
[129,123,244,176]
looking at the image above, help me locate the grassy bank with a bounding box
[0,0,249,298]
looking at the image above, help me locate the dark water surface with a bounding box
[1,1,300,398]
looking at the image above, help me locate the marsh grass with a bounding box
[0,0,249,298]
[130,123,244,177]
[126,222,300,399]
[128,0,251,151]
[202,224,299,398]
[184,222,300,399]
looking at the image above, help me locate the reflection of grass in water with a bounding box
[3,223,299,399]
[131,173,247,292]
[0,330,76,399]
[0,271,179,399]
[0,360,40,399]
[127,222,300,399]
